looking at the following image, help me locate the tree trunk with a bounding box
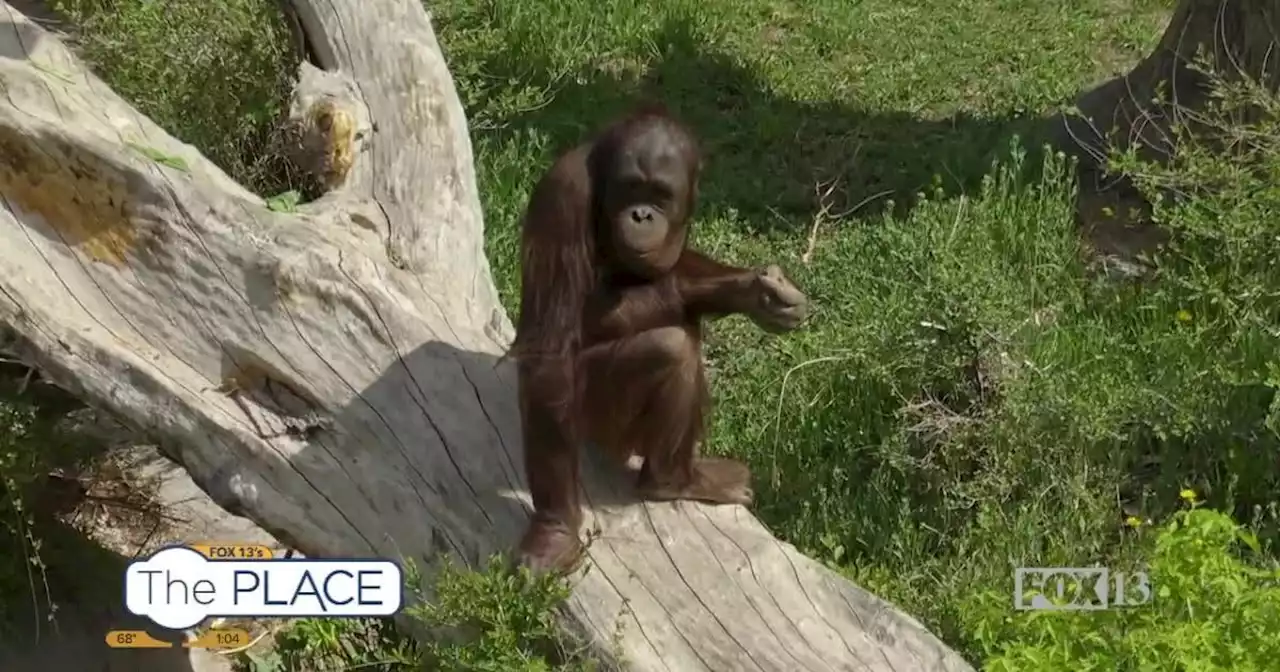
[1056,0,1280,265]
[0,2,974,669]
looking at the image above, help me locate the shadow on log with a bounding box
[0,1,974,670]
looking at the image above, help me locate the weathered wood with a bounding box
[0,2,975,670]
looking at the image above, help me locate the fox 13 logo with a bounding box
[1014,567,1153,611]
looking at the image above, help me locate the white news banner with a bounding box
[125,545,404,630]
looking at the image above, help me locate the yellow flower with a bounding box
[1176,309,1193,323]
[1179,488,1197,502]
[1125,515,1143,528]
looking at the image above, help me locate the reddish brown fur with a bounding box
[510,105,808,573]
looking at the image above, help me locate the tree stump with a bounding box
[1054,0,1280,268]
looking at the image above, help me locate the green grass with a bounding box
[979,499,1280,670]
[7,0,1280,669]
[434,0,1173,291]
[428,0,1280,663]
[48,0,304,197]
[430,0,1209,655]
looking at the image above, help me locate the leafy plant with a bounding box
[0,391,94,636]
[237,555,598,671]
[971,498,1280,671]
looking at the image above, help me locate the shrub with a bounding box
[238,556,597,671]
[959,63,1280,671]
[970,501,1280,671]
[0,390,93,635]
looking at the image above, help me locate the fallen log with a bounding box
[0,1,975,669]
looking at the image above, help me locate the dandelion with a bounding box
[1180,488,1197,502]
[1125,515,1144,528]
[1176,309,1193,323]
